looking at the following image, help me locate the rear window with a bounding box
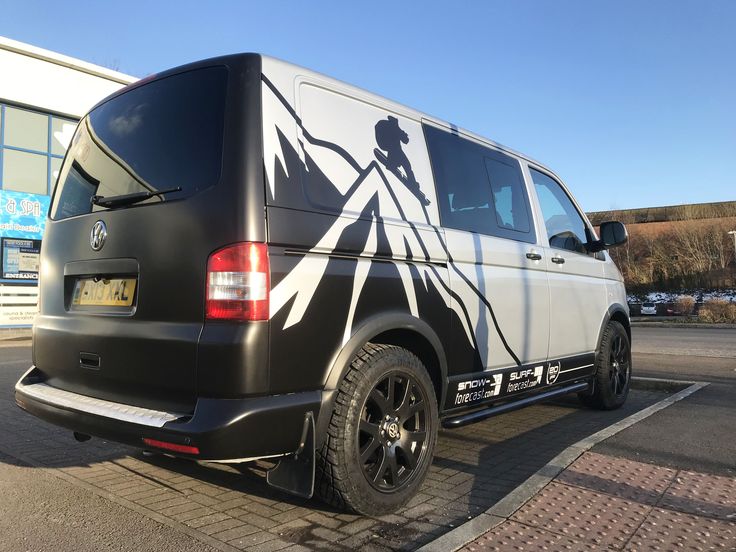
[51,66,228,220]
[643,302,655,307]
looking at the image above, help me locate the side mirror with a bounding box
[588,220,628,252]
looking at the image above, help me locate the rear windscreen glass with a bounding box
[50,66,228,220]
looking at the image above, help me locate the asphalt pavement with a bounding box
[595,326,736,477]
[0,449,220,552]
[631,325,736,359]
[0,344,220,552]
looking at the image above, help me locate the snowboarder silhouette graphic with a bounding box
[374,116,431,206]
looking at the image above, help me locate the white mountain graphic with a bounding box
[262,76,521,367]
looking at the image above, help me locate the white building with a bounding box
[0,36,137,327]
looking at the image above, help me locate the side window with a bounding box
[424,124,535,243]
[530,168,589,254]
[424,126,494,235]
[484,157,530,234]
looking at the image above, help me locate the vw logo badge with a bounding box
[387,422,400,440]
[90,220,107,251]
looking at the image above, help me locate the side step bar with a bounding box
[442,382,589,429]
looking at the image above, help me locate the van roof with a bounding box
[259,53,559,180]
[94,52,569,196]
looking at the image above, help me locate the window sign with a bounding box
[0,190,50,240]
[0,283,38,326]
[2,238,41,280]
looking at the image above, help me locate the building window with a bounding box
[0,104,77,196]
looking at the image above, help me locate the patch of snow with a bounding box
[628,289,736,303]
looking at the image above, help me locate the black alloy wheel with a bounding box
[609,332,631,396]
[579,320,632,410]
[358,371,429,492]
[315,343,438,515]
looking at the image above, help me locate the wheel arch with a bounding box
[584,302,633,408]
[323,313,448,402]
[596,303,631,356]
[316,313,448,443]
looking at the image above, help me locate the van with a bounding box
[15,54,631,515]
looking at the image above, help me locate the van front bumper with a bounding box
[15,366,321,461]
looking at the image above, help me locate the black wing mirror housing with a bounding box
[588,220,628,252]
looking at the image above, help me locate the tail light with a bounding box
[206,242,269,321]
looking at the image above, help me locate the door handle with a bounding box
[551,256,565,264]
[526,252,542,261]
[79,352,101,370]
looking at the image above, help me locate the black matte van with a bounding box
[16,54,631,515]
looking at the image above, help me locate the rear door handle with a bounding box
[525,252,542,261]
[79,352,101,370]
[551,256,565,264]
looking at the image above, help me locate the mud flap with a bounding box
[266,411,315,498]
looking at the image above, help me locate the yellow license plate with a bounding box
[72,278,137,307]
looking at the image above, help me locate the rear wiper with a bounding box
[91,186,182,209]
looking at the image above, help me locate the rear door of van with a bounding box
[34,56,264,414]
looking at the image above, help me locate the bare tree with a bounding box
[602,209,736,291]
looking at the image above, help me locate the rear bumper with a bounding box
[15,366,321,461]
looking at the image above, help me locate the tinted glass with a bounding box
[425,125,535,243]
[51,67,228,220]
[484,157,530,233]
[530,168,589,253]
[425,127,494,235]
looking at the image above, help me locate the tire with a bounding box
[579,321,632,410]
[315,343,438,515]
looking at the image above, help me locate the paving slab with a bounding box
[660,470,736,521]
[461,451,736,551]
[626,507,735,551]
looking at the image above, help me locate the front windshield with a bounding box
[50,66,228,220]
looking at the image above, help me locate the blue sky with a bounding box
[4,1,734,212]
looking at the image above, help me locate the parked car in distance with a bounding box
[641,302,657,315]
[15,53,632,515]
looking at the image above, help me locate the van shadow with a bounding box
[1,406,334,512]
[1,365,666,551]
[429,390,665,530]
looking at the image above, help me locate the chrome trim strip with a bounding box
[284,248,447,268]
[559,363,595,374]
[15,381,185,428]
